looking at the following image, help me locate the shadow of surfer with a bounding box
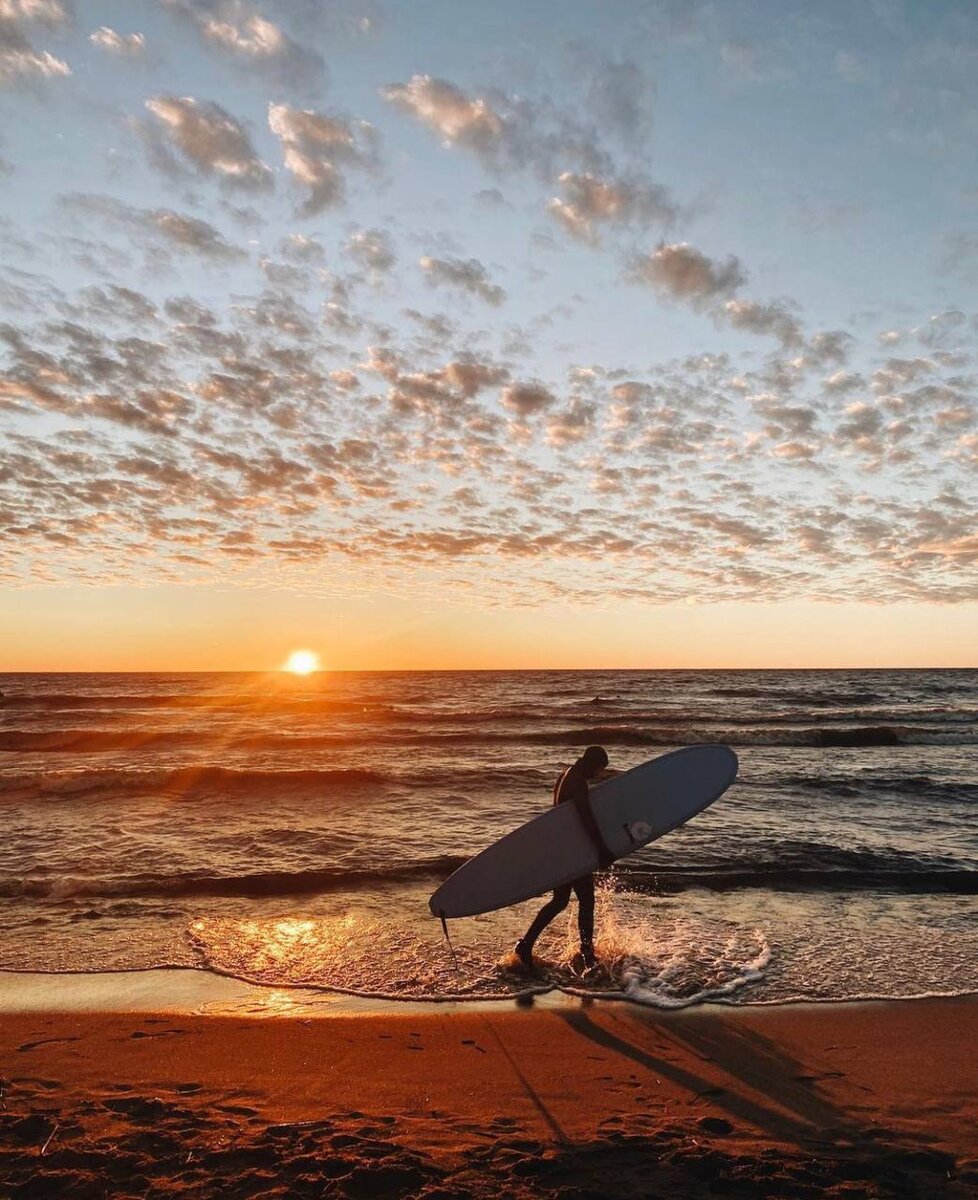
[514,746,619,973]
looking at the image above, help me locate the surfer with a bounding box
[514,745,614,971]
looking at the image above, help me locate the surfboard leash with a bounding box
[437,909,461,973]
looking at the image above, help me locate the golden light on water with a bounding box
[283,649,320,675]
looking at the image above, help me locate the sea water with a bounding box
[1,669,975,1009]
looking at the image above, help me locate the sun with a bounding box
[283,649,320,675]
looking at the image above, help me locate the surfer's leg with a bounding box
[518,885,572,958]
[573,874,596,965]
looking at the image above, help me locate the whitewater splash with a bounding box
[185,885,772,1010]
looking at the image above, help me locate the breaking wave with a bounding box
[4,844,973,902]
[0,856,471,900]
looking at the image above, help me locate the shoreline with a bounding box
[3,965,978,1018]
[1,993,975,1196]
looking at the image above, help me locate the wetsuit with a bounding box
[518,761,610,958]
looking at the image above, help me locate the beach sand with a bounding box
[1,976,975,1198]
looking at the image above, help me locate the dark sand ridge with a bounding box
[0,982,976,1198]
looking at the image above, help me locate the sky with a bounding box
[0,0,976,670]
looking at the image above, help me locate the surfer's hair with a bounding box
[580,745,609,771]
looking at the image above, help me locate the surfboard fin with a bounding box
[438,909,460,973]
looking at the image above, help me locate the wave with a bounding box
[519,724,977,748]
[711,687,888,705]
[0,765,388,798]
[0,692,403,715]
[4,845,974,902]
[618,865,978,895]
[0,762,552,799]
[618,839,977,894]
[0,856,470,900]
[4,722,975,755]
[744,773,978,802]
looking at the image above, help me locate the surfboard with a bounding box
[429,745,738,919]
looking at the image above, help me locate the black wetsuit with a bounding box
[519,761,606,956]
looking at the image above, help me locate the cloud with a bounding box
[627,241,745,305]
[751,394,820,445]
[628,243,839,352]
[89,26,144,55]
[834,401,884,453]
[279,233,325,263]
[149,210,246,261]
[268,102,377,214]
[345,228,395,273]
[580,53,655,143]
[915,534,978,563]
[546,397,596,446]
[474,187,507,208]
[419,255,504,306]
[144,95,272,190]
[161,0,324,87]
[822,370,863,395]
[805,330,853,365]
[381,73,611,180]
[75,284,157,325]
[61,193,246,263]
[0,0,71,85]
[500,382,555,417]
[548,171,677,243]
[720,298,803,346]
[382,75,506,161]
[915,309,968,347]
[3,0,69,20]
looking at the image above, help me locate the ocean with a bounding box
[1,669,976,1009]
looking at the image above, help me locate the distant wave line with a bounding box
[2,723,976,755]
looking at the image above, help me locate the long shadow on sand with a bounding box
[556,1006,869,1147]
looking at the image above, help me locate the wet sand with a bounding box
[1,985,976,1198]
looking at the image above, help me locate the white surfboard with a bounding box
[430,745,738,919]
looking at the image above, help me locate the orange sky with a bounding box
[1,585,975,671]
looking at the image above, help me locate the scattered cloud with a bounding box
[382,73,613,181]
[627,241,745,305]
[420,255,505,305]
[383,75,507,163]
[89,27,144,56]
[279,233,325,263]
[268,102,378,214]
[500,382,555,417]
[578,53,656,144]
[548,171,677,243]
[720,298,803,347]
[346,228,395,273]
[61,193,247,263]
[143,96,272,190]
[0,0,71,85]
[161,0,325,87]
[1,10,976,611]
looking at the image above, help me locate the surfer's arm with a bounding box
[572,786,615,869]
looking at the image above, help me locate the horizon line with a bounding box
[1,665,976,675]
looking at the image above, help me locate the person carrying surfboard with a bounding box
[514,745,615,971]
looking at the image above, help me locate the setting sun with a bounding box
[283,649,320,675]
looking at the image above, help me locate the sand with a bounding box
[1,979,976,1198]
